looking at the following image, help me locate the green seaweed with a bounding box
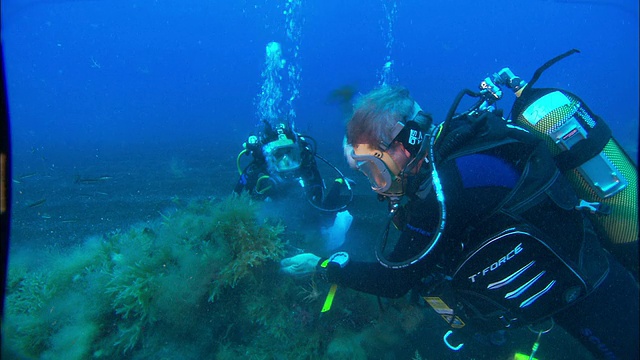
[2,193,420,359]
[208,195,286,301]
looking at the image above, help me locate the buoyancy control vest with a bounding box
[423,110,609,332]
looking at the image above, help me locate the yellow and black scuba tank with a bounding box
[495,49,637,247]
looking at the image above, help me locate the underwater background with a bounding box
[1,0,638,359]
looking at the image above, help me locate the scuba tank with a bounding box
[491,49,638,246]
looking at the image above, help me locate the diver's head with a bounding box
[263,138,302,174]
[259,118,302,174]
[344,86,433,198]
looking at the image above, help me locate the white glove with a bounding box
[280,253,321,278]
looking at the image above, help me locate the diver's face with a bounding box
[387,143,411,172]
[387,141,428,179]
[349,144,400,194]
[349,142,418,197]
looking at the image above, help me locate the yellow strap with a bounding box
[321,284,338,313]
[423,296,465,328]
[255,175,273,194]
[236,149,248,175]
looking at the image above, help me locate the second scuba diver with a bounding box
[234,119,353,213]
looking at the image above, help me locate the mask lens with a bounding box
[358,161,390,191]
[351,150,392,192]
[265,140,301,172]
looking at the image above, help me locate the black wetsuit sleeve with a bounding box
[323,208,437,298]
[324,259,423,298]
[319,159,464,299]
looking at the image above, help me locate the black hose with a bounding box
[376,125,446,269]
[528,48,580,90]
[305,153,354,212]
[442,88,482,136]
[298,133,318,156]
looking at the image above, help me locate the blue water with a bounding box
[3,0,638,151]
[2,1,638,359]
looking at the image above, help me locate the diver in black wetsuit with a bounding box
[280,79,638,359]
[234,120,352,213]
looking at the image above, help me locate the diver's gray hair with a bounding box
[346,86,427,148]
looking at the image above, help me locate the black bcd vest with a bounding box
[423,112,609,332]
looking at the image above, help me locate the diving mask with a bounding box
[263,138,302,173]
[350,144,404,196]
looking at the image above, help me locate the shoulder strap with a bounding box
[440,112,580,219]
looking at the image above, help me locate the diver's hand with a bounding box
[280,253,321,278]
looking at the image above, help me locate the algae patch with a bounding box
[2,194,288,358]
[2,193,423,359]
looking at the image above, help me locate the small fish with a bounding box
[74,175,113,184]
[327,84,359,118]
[27,199,47,208]
[13,172,39,183]
[90,56,101,69]
[158,211,171,222]
[18,172,38,179]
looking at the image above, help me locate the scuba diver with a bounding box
[280,50,638,359]
[234,118,353,213]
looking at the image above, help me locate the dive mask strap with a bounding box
[379,121,405,151]
[379,101,424,151]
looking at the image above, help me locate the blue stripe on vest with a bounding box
[455,154,519,189]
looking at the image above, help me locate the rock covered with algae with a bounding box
[2,194,291,358]
[2,193,422,360]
